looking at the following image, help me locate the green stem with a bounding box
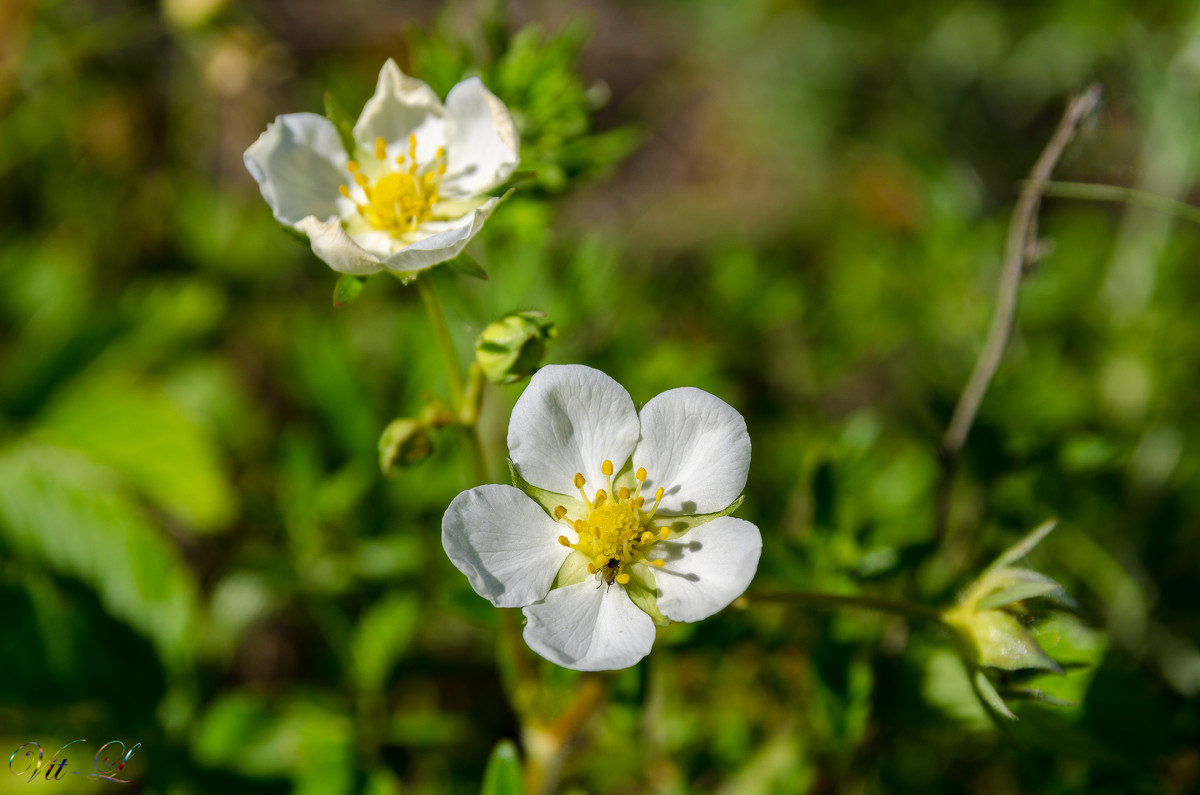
[1035,180,1200,226]
[745,590,944,622]
[416,274,465,404]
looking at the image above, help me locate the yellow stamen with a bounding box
[636,467,647,482]
[338,185,350,198]
[553,505,568,520]
[651,559,665,568]
[593,489,607,508]
[354,173,368,186]
[660,527,671,540]
[375,137,387,160]
[574,473,586,489]
[616,573,630,585]
[618,487,630,501]
[347,160,360,172]
[602,460,614,477]
[558,536,570,546]
[587,563,597,575]
[641,531,654,543]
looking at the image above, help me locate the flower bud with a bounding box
[942,520,1073,718]
[474,311,558,385]
[378,418,434,475]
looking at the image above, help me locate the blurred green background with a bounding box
[1,0,1198,792]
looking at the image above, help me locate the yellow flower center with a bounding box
[554,461,670,586]
[338,134,446,238]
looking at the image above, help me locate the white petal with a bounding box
[442,77,520,198]
[522,580,656,670]
[353,59,446,161]
[508,365,640,498]
[650,517,761,623]
[244,113,350,225]
[379,196,500,273]
[294,216,384,275]
[442,485,571,608]
[633,387,750,515]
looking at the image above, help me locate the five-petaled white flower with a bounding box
[244,59,519,278]
[442,365,762,671]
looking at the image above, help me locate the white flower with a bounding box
[442,365,761,671]
[243,59,519,278]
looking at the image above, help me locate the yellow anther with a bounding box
[633,496,645,509]
[602,460,614,477]
[593,554,608,568]
[553,505,568,520]
[435,146,446,159]
[640,531,654,543]
[347,160,360,172]
[636,467,647,482]
[651,559,665,568]
[408,133,417,159]
[587,563,597,575]
[437,162,447,175]
[660,527,671,540]
[574,519,585,532]
[354,173,369,186]
[375,137,387,160]
[593,489,607,507]
[616,573,631,585]
[395,154,405,165]
[655,487,665,501]
[338,184,351,198]
[618,487,630,501]
[557,536,570,547]
[574,473,586,489]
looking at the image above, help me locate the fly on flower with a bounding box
[442,365,762,671]
[244,59,519,279]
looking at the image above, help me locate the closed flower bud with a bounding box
[474,311,558,385]
[943,519,1075,719]
[378,418,434,475]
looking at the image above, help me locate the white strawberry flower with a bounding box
[442,365,761,671]
[244,59,518,278]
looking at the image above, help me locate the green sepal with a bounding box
[656,495,745,535]
[445,250,488,280]
[280,225,309,246]
[324,91,358,158]
[625,564,670,627]
[972,669,1016,720]
[976,567,1063,610]
[984,518,1057,578]
[971,610,1063,673]
[550,552,590,590]
[477,339,511,354]
[333,274,368,308]
[508,459,586,519]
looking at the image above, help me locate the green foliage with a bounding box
[2,1,1199,793]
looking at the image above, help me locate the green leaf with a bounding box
[37,373,237,532]
[445,250,488,279]
[351,592,421,694]
[333,274,368,308]
[624,564,670,627]
[324,91,358,157]
[481,740,525,795]
[0,442,199,669]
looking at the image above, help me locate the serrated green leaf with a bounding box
[445,250,488,279]
[973,669,1016,720]
[324,91,358,157]
[481,740,524,795]
[333,274,368,308]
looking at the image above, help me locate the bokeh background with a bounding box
[2,0,1199,792]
